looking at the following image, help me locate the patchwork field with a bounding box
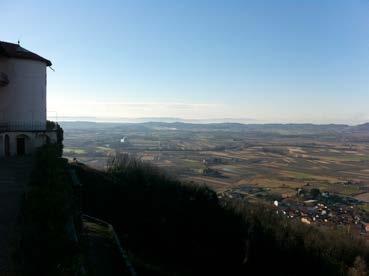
[61,122,369,201]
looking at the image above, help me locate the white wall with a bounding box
[0,57,47,131]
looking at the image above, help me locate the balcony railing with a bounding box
[0,121,46,132]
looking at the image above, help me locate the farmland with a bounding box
[60,122,369,202]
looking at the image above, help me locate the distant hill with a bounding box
[346,123,369,133]
[60,121,358,135]
[141,122,351,134]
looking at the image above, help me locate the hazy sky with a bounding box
[3,0,369,123]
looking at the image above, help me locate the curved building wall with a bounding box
[0,57,47,131]
[0,131,57,157]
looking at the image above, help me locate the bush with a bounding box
[46,120,64,157]
[310,188,321,198]
[74,153,369,276]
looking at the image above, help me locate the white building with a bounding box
[0,41,57,157]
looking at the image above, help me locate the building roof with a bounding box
[0,41,52,66]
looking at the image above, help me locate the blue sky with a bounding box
[3,0,369,123]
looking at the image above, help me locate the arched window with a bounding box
[16,134,30,156]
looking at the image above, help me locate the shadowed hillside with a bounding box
[74,153,369,276]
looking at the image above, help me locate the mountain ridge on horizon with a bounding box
[58,120,369,136]
[52,116,368,126]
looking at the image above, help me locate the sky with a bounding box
[2,0,369,124]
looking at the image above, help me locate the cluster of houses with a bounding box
[219,184,369,238]
[275,196,369,236]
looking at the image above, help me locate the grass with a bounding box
[64,147,87,154]
[290,171,318,180]
[358,203,369,212]
[318,154,369,162]
[329,185,361,196]
[82,217,131,275]
[96,146,113,152]
[84,221,112,239]
[180,158,203,169]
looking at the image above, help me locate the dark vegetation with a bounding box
[74,153,369,276]
[47,120,64,156]
[18,144,79,275]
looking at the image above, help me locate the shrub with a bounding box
[74,153,369,275]
[310,188,321,198]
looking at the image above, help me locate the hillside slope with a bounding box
[73,154,369,276]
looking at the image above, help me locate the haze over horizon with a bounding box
[3,1,369,124]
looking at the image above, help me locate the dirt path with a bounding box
[0,157,32,272]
